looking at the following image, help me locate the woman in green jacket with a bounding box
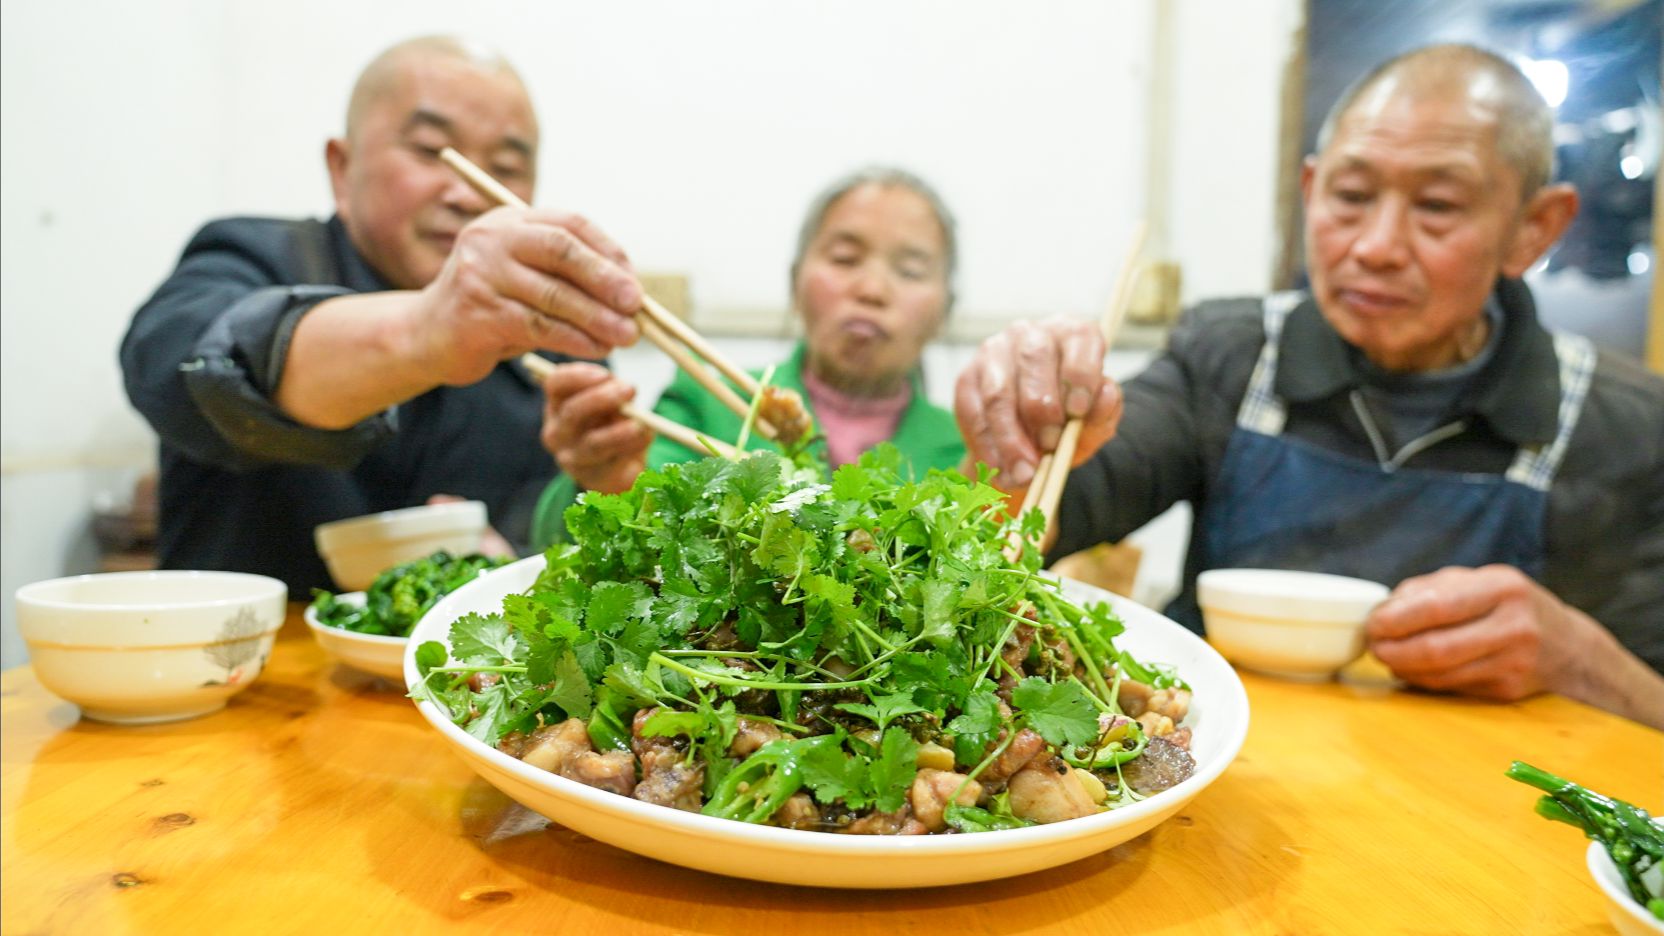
[530,166,965,547]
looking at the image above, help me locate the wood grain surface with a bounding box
[3,605,1658,935]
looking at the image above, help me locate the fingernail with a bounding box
[616,281,642,309]
[1009,461,1034,486]
[1066,387,1092,417]
[1038,425,1060,451]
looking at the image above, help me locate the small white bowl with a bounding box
[15,570,286,724]
[1198,569,1390,681]
[303,592,407,681]
[314,500,486,592]
[1589,841,1664,936]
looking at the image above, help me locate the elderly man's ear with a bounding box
[1501,183,1579,279]
[324,138,351,216]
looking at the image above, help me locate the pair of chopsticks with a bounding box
[516,352,741,460]
[437,148,779,446]
[1008,224,1147,557]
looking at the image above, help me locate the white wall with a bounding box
[1,0,1303,668]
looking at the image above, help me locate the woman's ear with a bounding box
[1501,183,1579,278]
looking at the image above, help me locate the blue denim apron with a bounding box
[1170,293,1596,630]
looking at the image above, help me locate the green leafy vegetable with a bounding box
[310,551,510,638]
[1508,760,1664,921]
[410,446,1190,833]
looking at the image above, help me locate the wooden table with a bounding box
[3,605,1657,935]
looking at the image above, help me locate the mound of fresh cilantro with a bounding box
[411,445,1185,832]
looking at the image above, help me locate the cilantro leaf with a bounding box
[1011,676,1099,748]
[449,613,517,665]
[868,728,920,813]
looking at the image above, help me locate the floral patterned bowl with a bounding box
[15,570,286,724]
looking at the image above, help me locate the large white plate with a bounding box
[406,554,1249,889]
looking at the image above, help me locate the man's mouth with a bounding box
[1334,287,1413,316]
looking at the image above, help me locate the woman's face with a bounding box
[795,184,949,395]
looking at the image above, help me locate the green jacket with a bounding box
[531,342,965,547]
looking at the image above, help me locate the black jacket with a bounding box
[121,216,573,595]
[1050,280,1664,672]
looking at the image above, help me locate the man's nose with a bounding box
[440,174,492,216]
[1351,197,1411,270]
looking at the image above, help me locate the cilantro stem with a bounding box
[649,653,874,691]
[1068,674,1114,714]
[426,664,527,675]
[849,616,897,654]
[1041,592,1116,708]
[955,721,1018,798]
[972,609,1030,687]
[660,648,844,681]
[735,364,776,452]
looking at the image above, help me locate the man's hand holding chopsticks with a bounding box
[411,207,643,386]
[954,316,1124,494]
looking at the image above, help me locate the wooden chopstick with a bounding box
[439,148,523,209]
[621,402,741,460]
[518,352,741,461]
[1022,223,1148,552]
[438,147,773,439]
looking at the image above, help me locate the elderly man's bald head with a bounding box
[345,36,527,142]
[1317,44,1555,196]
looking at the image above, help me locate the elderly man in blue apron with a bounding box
[954,44,1664,730]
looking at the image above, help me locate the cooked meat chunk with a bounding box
[630,706,706,811]
[758,385,813,446]
[771,793,820,830]
[1137,711,1176,738]
[1118,679,1154,717]
[517,718,593,774]
[1007,756,1098,824]
[909,769,982,833]
[843,808,927,836]
[561,750,637,797]
[980,728,1046,787]
[728,718,783,758]
[1117,736,1196,795]
[1146,687,1191,722]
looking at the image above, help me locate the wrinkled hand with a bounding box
[1366,565,1599,701]
[425,494,515,558]
[954,317,1123,492]
[539,362,653,495]
[413,207,642,385]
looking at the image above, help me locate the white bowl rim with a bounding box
[1197,568,1390,599]
[1587,840,1664,932]
[303,592,409,646]
[405,554,1251,856]
[314,500,486,549]
[15,569,287,612]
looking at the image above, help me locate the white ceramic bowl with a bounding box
[15,570,286,724]
[1198,568,1390,681]
[314,500,486,592]
[303,592,407,681]
[1589,841,1664,935]
[405,555,1250,889]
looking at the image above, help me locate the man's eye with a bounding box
[1418,199,1459,213]
[491,163,528,181]
[1334,188,1371,205]
[409,142,444,159]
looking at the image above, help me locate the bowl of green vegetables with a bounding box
[1508,761,1663,935]
[308,551,510,680]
